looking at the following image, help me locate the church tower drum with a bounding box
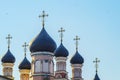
[1,34,16,80]
[54,27,69,80]
[70,36,84,80]
[19,42,31,80]
[29,11,57,80]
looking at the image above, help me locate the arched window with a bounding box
[35,60,41,72]
[74,69,81,77]
[4,68,11,76]
[43,60,49,72]
[63,63,66,70]
[58,62,64,71]
[59,63,63,70]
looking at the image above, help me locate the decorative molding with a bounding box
[31,51,54,56]
[55,57,67,62]
[2,63,14,68]
[71,64,83,68]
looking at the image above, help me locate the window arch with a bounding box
[35,60,42,72]
[74,69,81,77]
[43,60,49,72]
[58,62,65,71]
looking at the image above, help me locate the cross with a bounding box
[39,11,48,27]
[6,34,12,49]
[74,36,80,51]
[93,58,100,73]
[22,42,29,57]
[58,27,65,43]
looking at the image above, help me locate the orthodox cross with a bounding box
[74,36,80,51]
[93,58,100,73]
[6,34,12,49]
[39,11,48,27]
[22,42,29,57]
[58,27,65,43]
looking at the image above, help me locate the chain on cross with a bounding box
[93,58,100,73]
[58,27,65,43]
[22,42,29,57]
[74,36,80,51]
[39,11,48,27]
[6,34,12,49]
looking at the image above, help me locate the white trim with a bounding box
[31,51,54,56]
[2,63,14,68]
[55,57,67,62]
[56,60,66,62]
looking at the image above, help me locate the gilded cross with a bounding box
[22,42,29,56]
[39,11,48,27]
[6,34,12,49]
[74,36,80,51]
[58,27,65,43]
[93,58,100,73]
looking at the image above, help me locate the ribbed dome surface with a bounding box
[1,49,15,63]
[19,57,31,70]
[70,51,84,64]
[29,27,57,53]
[54,43,69,57]
[94,73,100,80]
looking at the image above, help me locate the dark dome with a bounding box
[19,57,31,70]
[54,43,69,57]
[94,73,100,80]
[29,27,57,53]
[1,49,15,63]
[70,51,84,64]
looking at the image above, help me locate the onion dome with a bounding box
[70,51,84,64]
[29,27,57,53]
[54,43,69,57]
[19,57,31,70]
[1,49,15,63]
[94,73,100,80]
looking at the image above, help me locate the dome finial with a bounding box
[74,36,80,51]
[39,11,48,28]
[22,42,29,57]
[93,58,100,73]
[58,27,65,43]
[6,34,12,49]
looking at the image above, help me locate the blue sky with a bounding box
[0,0,120,80]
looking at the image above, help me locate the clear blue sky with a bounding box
[0,0,120,80]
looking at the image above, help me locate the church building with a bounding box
[0,11,100,80]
